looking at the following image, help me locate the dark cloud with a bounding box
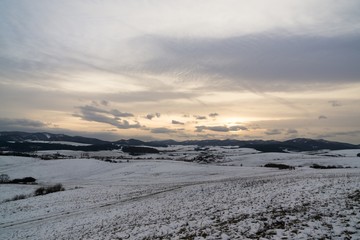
[318,115,327,120]
[78,105,108,114]
[196,125,247,132]
[150,127,176,134]
[172,120,184,125]
[146,113,161,120]
[196,126,228,132]
[74,106,141,129]
[77,105,134,118]
[265,129,282,135]
[328,100,342,107]
[209,113,219,118]
[139,33,360,92]
[194,115,207,120]
[109,109,134,118]
[74,111,141,129]
[0,118,48,128]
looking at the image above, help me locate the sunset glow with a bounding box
[0,0,359,143]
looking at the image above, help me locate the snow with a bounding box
[0,147,360,239]
[0,156,275,186]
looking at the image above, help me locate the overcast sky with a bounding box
[1,0,359,143]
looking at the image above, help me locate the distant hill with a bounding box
[0,131,358,153]
[146,138,359,152]
[282,138,358,151]
[0,131,108,145]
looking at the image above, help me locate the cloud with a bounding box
[145,114,154,120]
[78,105,108,114]
[196,125,247,132]
[318,115,327,120]
[196,126,228,132]
[1,1,359,144]
[77,105,134,118]
[328,100,342,107]
[139,32,360,92]
[228,125,248,131]
[172,120,184,125]
[150,127,177,134]
[317,130,360,139]
[146,113,161,120]
[265,129,282,135]
[209,113,219,118]
[101,100,109,106]
[74,105,141,129]
[0,118,48,128]
[194,115,207,120]
[2,1,359,96]
[109,109,134,118]
[286,129,298,135]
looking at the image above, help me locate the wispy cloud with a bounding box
[109,109,134,118]
[317,130,360,139]
[150,127,177,134]
[139,33,360,92]
[264,129,282,135]
[196,125,247,133]
[194,115,207,120]
[77,105,134,118]
[0,118,48,128]
[328,100,342,107]
[286,129,298,135]
[209,113,219,118]
[74,105,141,129]
[172,120,184,125]
[229,125,248,131]
[0,1,359,143]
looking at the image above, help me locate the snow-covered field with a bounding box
[0,147,359,239]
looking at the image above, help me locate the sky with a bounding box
[0,0,360,143]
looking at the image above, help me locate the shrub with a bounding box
[3,194,29,202]
[310,164,343,169]
[45,183,65,194]
[264,163,295,170]
[11,179,21,183]
[34,184,65,196]
[11,194,27,201]
[122,146,159,155]
[11,177,37,184]
[34,186,46,196]
[0,174,10,183]
[21,177,36,183]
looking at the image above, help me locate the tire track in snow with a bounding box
[0,170,292,230]
[0,184,186,229]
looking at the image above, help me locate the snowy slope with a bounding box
[1,149,360,239]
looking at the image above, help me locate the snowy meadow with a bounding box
[1,147,360,239]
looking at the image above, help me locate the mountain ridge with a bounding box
[0,131,359,152]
